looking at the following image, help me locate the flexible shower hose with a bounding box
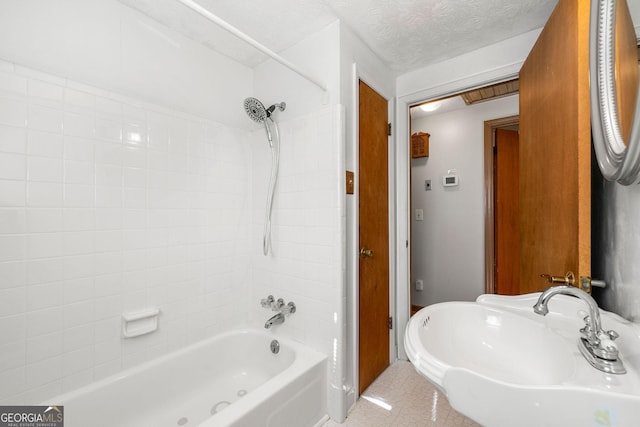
[263,117,280,255]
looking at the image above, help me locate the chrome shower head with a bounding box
[244,97,267,123]
[244,98,286,123]
[266,102,286,116]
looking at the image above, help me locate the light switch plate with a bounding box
[346,170,354,194]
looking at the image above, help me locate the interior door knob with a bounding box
[360,247,374,258]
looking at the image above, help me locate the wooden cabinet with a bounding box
[411,132,429,158]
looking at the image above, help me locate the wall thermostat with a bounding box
[442,175,459,187]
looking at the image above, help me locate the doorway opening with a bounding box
[409,80,519,314]
[484,117,520,295]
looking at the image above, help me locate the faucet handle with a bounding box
[580,329,601,347]
[282,301,296,315]
[592,335,620,361]
[606,330,620,341]
[580,317,601,346]
[582,315,593,331]
[261,295,275,308]
[274,298,285,311]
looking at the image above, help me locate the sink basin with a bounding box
[407,301,576,386]
[405,293,640,427]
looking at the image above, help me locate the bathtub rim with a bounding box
[40,327,328,426]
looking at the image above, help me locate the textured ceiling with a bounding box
[118,0,559,74]
[325,0,558,73]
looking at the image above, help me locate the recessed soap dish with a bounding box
[122,308,160,338]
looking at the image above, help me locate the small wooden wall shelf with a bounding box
[411,132,430,158]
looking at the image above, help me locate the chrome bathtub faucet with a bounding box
[261,295,296,328]
[265,312,285,329]
[533,285,626,374]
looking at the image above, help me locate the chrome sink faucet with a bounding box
[261,295,296,329]
[533,285,626,374]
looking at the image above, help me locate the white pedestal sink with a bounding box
[404,293,640,426]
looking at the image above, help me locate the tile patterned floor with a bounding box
[324,361,481,427]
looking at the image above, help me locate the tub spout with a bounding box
[265,312,285,329]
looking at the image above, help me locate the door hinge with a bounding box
[388,123,392,136]
[388,317,393,329]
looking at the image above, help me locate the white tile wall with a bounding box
[0,61,252,404]
[249,106,343,360]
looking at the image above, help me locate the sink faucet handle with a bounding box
[606,330,620,341]
[580,317,601,346]
[580,329,601,346]
[592,333,621,361]
[582,315,595,334]
[274,298,285,310]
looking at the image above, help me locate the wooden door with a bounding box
[495,129,520,295]
[358,81,389,394]
[519,0,591,293]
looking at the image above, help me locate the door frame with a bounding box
[483,116,520,294]
[350,64,396,401]
[395,63,523,360]
[354,79,396,393]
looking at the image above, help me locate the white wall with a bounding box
[250,22,348,422]
[596,180,640,322]
[630,1,640,36]
[0,61,252,404]
[410,95,518,307]
[0,0,252,128]
[0,1,353,420]
[0,0,255,405]
[396,30,541,100]
[254,21,341,120]
[247,103,344,386]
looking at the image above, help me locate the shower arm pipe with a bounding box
[175,0,329,95]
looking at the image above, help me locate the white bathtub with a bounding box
[46,329,328,427]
